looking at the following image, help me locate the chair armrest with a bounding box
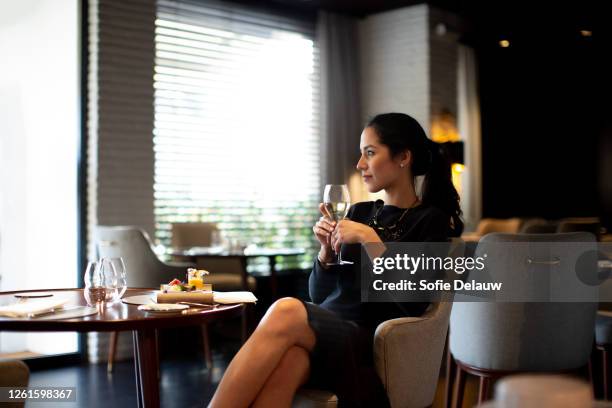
[374,312,449,408]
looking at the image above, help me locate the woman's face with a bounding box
[356,126,409,193]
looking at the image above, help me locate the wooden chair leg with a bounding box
[107,331,119,373]
[588,354,594,386]
[604,348,609,400]
[201,323,213,369]
[155,330,160,380]
[241,304,254,344]
[445,346,455,408]
[241,307,247,344]
[478,376,491,405]
[452,364,466,408]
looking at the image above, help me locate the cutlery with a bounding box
[27,305,81,318]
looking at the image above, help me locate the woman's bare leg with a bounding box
[209,298,316,408]
[251,345,310,408]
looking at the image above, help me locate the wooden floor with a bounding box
[28,337,240,408]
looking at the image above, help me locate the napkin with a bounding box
[156,291,214,304]
[154,291,257,305]
[0,298,69,318]
[213,291,257,304]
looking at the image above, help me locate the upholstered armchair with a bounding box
[293,301,452,408]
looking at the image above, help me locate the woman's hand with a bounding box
[331,219,381,253]
[313,203,336,263]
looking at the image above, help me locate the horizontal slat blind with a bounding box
[154,0,320,270]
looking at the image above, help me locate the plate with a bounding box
[14,292,54,298]
[122,295,154,305]
[137,303,189,312]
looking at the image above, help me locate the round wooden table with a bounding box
[0,288,244,408]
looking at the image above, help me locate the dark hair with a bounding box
[366,112,463,236]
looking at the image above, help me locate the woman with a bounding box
[209,113,463,407]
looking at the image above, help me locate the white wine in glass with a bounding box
[323,184,353,265]
[324,201,350,222]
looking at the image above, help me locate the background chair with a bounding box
[595,311,612,399]
[557,217,603,241]
[171,222,218,248]
[448,232,598,407]
[170,222,256,292]
[94,226,216,372]
[0,360,29,408]
[478,374,595,407]
[519,218,559,233]
[96,225,194,287]
[476,218,522,235]
[462,218,522,242]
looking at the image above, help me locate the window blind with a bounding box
[154,0,320,270]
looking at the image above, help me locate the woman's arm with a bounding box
[308,203,344,303]
[308,259,339,304]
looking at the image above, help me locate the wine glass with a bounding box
[83,261,107,310]
[96,258,127,304]
[323,184,353,265]
[106,257,128,300]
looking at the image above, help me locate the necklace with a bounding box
[367,198,421,241]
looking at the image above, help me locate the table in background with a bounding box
[0,288,243,408]
[169,247,305,298]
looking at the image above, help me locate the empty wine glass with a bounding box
[323,184,353,265]
[96,258,127,304]
[106,257,127,300]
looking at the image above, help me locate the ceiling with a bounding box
[260,0,608,43]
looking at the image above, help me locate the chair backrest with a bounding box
[557,217,601,241]
[95,225,183,287]
[171,222,218,248]
[476,218,522,235]
[373,238,463,408]
[374,301,453,408]
[520,219,558,234]
[450,232,598,372]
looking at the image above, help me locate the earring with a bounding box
[400,163,405,168]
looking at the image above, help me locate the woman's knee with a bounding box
[259,297,307,340]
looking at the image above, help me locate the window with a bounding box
[0,0,79,358]
[154,0,320,270]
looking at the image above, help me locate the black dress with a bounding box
[303,200,451,407]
